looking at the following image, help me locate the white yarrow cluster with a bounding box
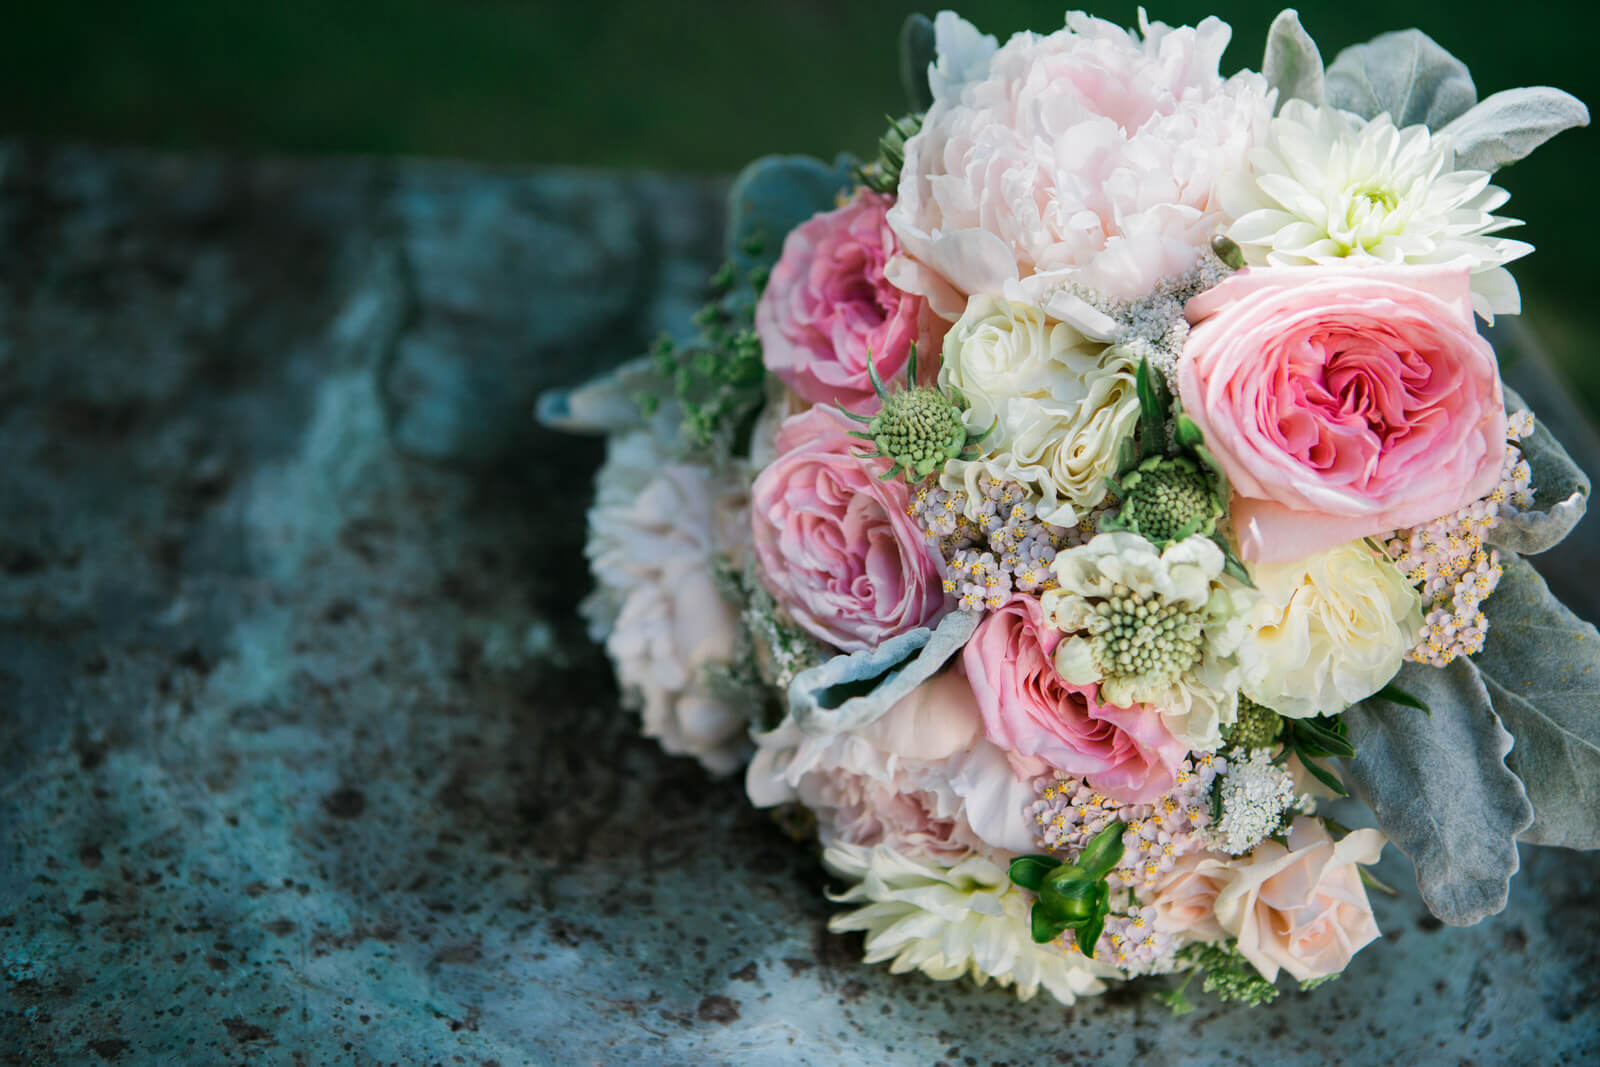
[1211,749,1299,855]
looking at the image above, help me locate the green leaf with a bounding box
[1038,869,1101,923]
[1476,556,1600,849]
[1007,854,1058,892]
[1342,659,1533,924]
[1290,717,1356,759]
[1371,682,1431,715]
[1486,387,1590,554]
[1154,986,1196,1016]
[1135,357,1165,459]
[1296,754,1349,797]
[1262,9,1325,112]
[898,14,937,113]
[1441,87,1590,173]
[1074,909,1107,958]
[1075,820,1126,881]
[1030,905,1070,945]
[1359,866,1400,897]
[1324,29,1477,128]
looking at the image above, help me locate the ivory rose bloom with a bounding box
[1179,265,1507,563]
[756,189,940,410]
[939,295,1138,526]
[746,666,1037,857]
[888,11,1272,323]
[1212,817,1385,984]
[751,406,947,651]
[584,432,751,774]
[963,594,1186,804]
[1242,541,1424,718]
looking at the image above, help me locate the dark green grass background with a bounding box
[4,1,1592,405]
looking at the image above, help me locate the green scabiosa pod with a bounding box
[835,345,992,483]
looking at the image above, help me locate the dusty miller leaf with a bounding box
[1263,9,1324,112]
[724,155,855,284]
[1442,87,1590,173]
[788,610,979,736]
[1325,29,1477,129]
[1487,387,1590,554]
[899,14,937,113]
[1341,659,1532,925]
[1477,556,1600,848]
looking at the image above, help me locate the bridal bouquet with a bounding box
[542,9,1592,1010]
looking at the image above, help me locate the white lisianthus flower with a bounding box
[889,11,1273,324]
[1221,99,1532,320]
[584,432,751,774]
[1043,533,1259,750]
[1240,540,1424,719]
[939,295,1138,526]
[823,843,1111,1004]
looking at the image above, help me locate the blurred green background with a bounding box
[3,1,1593,405]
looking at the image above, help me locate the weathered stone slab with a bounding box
[0,141,1594,1065]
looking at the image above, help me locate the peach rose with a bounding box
[1212,817,1385,983]
[1147,852,1234,942]
[1179,265,1506,563]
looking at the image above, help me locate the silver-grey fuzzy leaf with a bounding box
[725,154,855,281]
[1442,87,1590,173]
[1477,556,1600,848]
[1325,29,1477,128]
[1342,659,1532,925]
[1263,9,1324,112]
[788,610,979,736]
[1487,386,1591,554]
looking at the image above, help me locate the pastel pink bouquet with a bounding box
[545,9,1593,1010]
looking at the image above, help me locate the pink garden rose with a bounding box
[1212,817,1384,983]
[751,406,947,651]
[755,189,940,411]
[962,594,1186,803]
[1179,265,1507,563]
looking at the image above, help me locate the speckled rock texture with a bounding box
[0,141,1596,1066]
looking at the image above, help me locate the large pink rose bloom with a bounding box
[755,189,940,410]
[751,407,947,651]
[888,12,1272,320]
[962,595,1185,803]
[1179,265,1507,563]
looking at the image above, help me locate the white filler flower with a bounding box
[1222,99,1531,320]
[824,843,1109,1004]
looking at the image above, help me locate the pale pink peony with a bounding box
[1212,817,1385,983]
[756,189,942,410]
[751,406,947,651]
[1179,265,1507,563]
[744,666,1038,858]
[888,11,1272,321]
[962,594,1186,804]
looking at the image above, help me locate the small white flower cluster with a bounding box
[1050,256,1234,390]
[908,476,1087,611]
[1029,756,1225,890]
[1210,748,1299,855]
[1384,412,1536,667]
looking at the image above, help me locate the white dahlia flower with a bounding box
[1221,99,1532,320]
[824,843,1110,1004]
[584,431,751,774]
[1240,540,1424,719]
[938,295,1138,526]
[889,11,1273,322]
[1043,532,1259,749]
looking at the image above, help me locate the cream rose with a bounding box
[939,295,1137,526]
[1213,817,1385,984]
[1241,541,1424,719]
[1147,852,1233,942]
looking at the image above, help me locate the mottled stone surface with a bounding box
[0,141,1595,1066]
